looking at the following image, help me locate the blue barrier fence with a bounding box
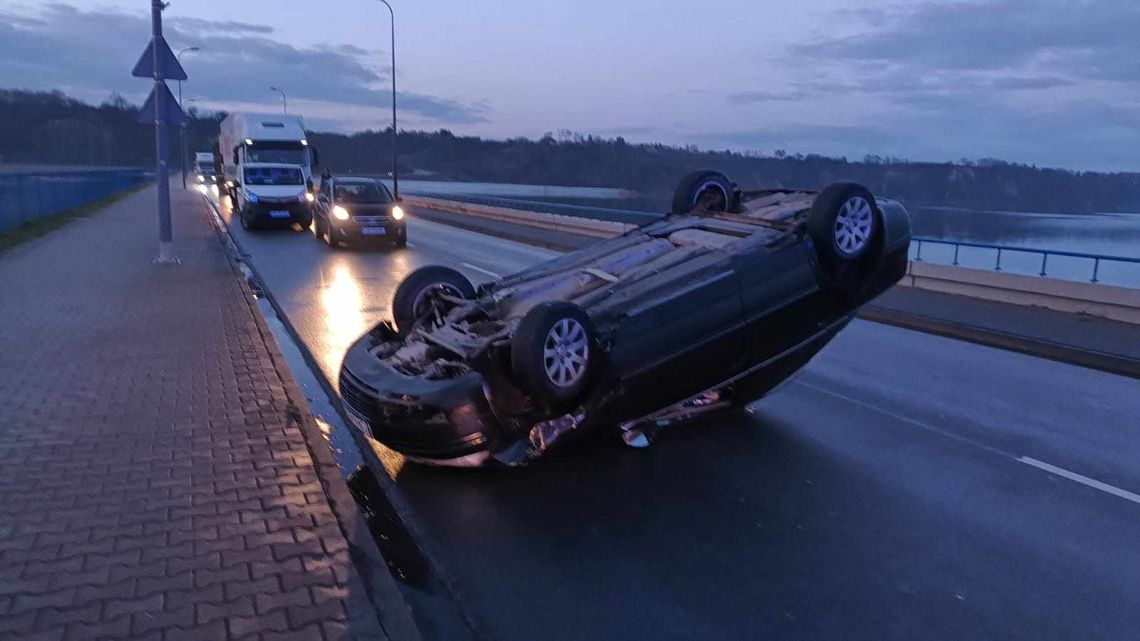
[0,169,153,232]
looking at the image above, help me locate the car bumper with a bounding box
[329,216,406,241]
[246,201,310,224]
[338,325,500,463]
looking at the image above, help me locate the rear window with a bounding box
[335,182,392,203]
[244,167,303,186]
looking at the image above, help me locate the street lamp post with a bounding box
[177,46,199,189]
[269,86,287,114]
[376,0,399,198]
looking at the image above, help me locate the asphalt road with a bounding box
[211,193,1140,641]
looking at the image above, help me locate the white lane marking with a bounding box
[461,262,502,279]
[795,379,1140,507]
[1017,457,1140,506]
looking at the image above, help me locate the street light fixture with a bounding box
[269,86,287,114]
[375,0,399,198]
[177,46,200,189]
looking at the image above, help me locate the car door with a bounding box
[601,251,747,420]
[733,239,829,366]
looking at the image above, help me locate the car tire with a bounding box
[394,229,407,248]
[671,170,737,214]
[806,182,883,296]
[511,301,596,408]
[297,212,313,231]
[391,265,476,333]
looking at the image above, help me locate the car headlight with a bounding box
[332,205,350,220]
[298,192,314,203]
[391,205,405,220]
[246,191,258,203]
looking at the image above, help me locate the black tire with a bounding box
[296,212,313,230]
[671,170,737,215]
[391,266,476,332]
[806,182,883,296]
[511,301,596,408]
[394,228,407,248]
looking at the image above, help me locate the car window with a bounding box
[244,167,303,186]
[334,182,392,204]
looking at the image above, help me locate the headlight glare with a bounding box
[391,205,405,220]
[332,205,350,220]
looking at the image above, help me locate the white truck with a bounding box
[215,112,319,230]
[193,152,216,185]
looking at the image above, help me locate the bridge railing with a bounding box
[909,238,1140,285]
[406,192,1140,288]
[0,168,153,232]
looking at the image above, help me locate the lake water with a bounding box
[385,179,1140,288]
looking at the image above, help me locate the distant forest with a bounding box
[3,88,1139,213]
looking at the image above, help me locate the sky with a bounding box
[2,0,1139,171]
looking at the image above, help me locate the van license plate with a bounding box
[269,210,290,219]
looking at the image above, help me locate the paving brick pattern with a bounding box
[0,185,388,640]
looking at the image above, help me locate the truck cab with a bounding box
[217,113,318,200]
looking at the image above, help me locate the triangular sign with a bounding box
[131,36,187,81]
[137,83,187,126]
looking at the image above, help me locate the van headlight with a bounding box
[391,205,405,220]
[299,192,314,203]
[332,205,350,220]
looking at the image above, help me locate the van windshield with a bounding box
[246,141,308,166]
[244,167,303,186]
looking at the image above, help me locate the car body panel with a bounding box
[339,185,912,466]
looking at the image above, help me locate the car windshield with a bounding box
[244,167,303,186]
[335,182,392,204]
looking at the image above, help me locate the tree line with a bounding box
[3,88,1139,213]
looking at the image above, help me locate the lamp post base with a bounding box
[154,242,181,265]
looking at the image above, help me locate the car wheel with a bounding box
[806,182,883,295]
[391,265,476,332]
[297,213,313,231]
[394,229,407,248]
[671,170,737,214]
[511,301,596,408]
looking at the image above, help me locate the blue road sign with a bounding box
[131,36,187,81]
[137,82,186,126]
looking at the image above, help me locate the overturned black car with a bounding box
[338,171,911,466]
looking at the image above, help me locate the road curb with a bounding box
[859,304,1140,379]
[198,194,424,641]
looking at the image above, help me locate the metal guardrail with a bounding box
[911,237,1140,283]
[411,192,661,226]
[0,169,153,232]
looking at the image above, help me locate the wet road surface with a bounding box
[210,193,1140,641]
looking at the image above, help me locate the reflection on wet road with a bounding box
[208,192,1140,641]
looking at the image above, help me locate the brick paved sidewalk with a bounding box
[0,184,413,640]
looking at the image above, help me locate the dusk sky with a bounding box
[2,0,1139,171]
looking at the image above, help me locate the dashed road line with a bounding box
[1017,457,1140,506]
[795,379,1140,508]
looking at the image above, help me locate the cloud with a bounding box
[721,0,1140,170]
[0,3,488,127]
[727,90,806,104]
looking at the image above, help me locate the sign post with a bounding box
[132,0,187,264]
